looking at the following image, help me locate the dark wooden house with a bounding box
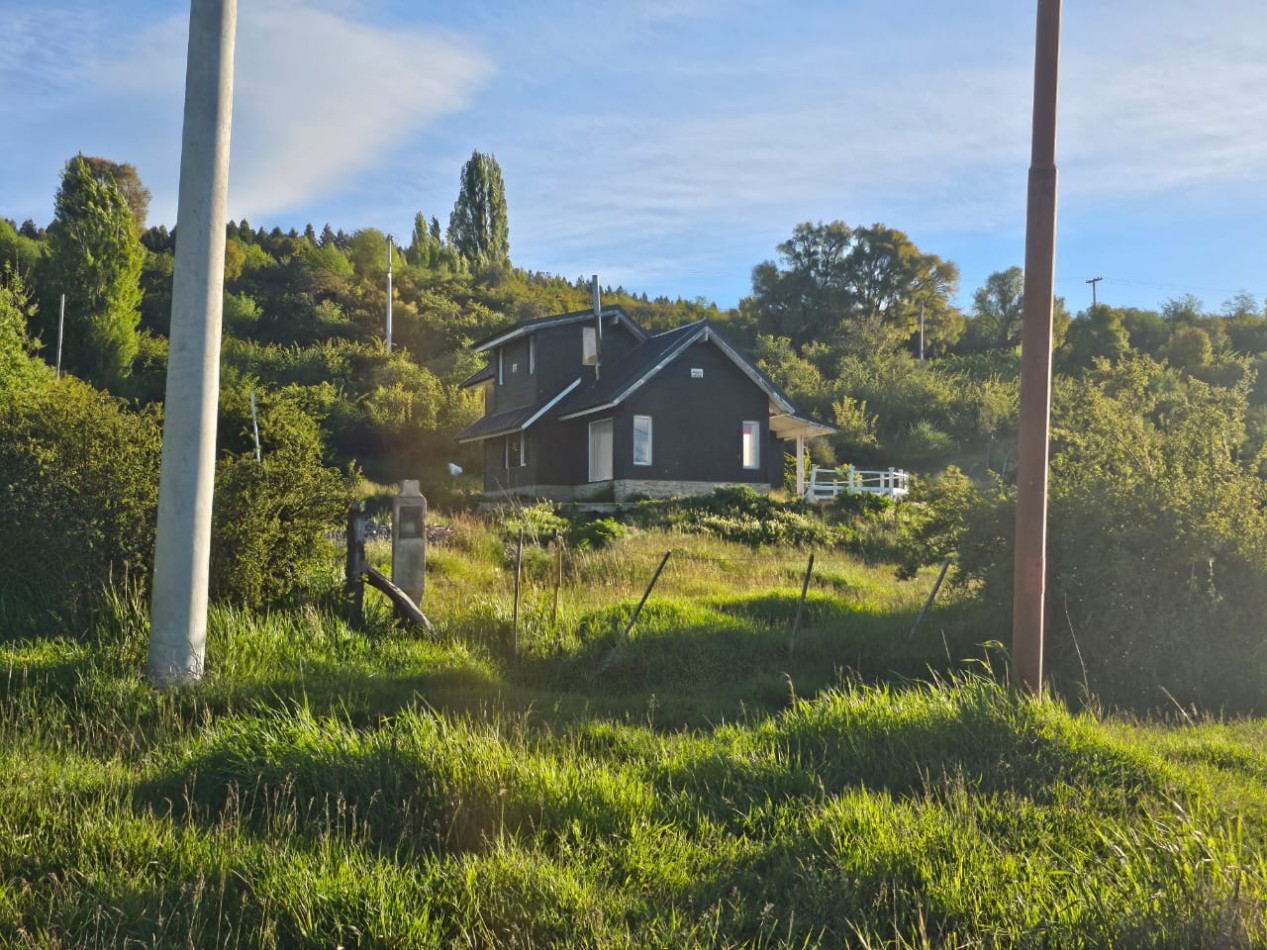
[457,306,834,501]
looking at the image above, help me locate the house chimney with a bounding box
[591,274,602,379]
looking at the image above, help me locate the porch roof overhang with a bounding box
[455,378,581,443]
[769,411,836,440]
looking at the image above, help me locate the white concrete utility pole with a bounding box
[149,0,238,685]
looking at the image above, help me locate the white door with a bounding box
[589,418,613,481]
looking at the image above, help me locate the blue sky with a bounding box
[3,0,1266,315]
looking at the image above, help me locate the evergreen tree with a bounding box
[0,264,45,389]
[39,154,144,386]
[81,156,151,233]
[447,150,509,269]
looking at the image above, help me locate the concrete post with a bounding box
[391,480,427,605]
[148,0,237,685]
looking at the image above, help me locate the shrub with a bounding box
[902,358,1267,713]
[567,516,627,550]
[210,395,353,610]
[0,376,161,633]
[500,499,567,543]
[631,486,842,548]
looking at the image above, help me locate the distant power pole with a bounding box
[385,235,393,352]
[55,293,65,378]
[1086,275,1102,308]
[149,0,237,685]
[918,300,925,363]
[1012,0,1062,698]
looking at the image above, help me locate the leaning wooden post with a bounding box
[512,527,524,661]
[908,558,952,643]
[621,550,672,641]
[789,551,815,657]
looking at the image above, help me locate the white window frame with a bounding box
[588,418,613,482]
[742,420,760,469]
[633,415,653,466]
[504,432,526,468]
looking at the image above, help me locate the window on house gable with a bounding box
[529,335,536,374]
[582,327,598,365]
[633,415,652,466]
[742,420,760,469]
[497,348,504,385]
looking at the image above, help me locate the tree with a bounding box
[0,216,45,277]
[1222,291,1260,320]
[1059,304,1131,372]
[966,267,1025,350]
[1161,294,1205,324]
[447,150,509,270]
[38,154,144,386]
[407,211,461,272]
[81,156,152,233]
[0,264,46,389]
[743,220,960,359]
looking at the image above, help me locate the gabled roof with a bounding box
[458,363,495,389]
[455,378,581,443]
[553,320,834,439]
[469,305,646,354]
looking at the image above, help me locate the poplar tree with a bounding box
[447,150,509,270]
[40,154,144,386]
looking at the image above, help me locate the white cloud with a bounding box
[96,0,494,222]
[505,0,1267,284]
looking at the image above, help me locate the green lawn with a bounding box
[2,523,1266,947]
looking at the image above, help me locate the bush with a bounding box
[500,499,567,543]
[0,377,161,634]
[901,358,1267,713]
[567,516,627,550]
[210,395,353,610]
[829,488,894,522]
[631,486,842,548]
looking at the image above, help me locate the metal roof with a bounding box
[455,379,581,443]
[469,305,646,354]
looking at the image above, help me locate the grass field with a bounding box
[3,515,1267,947]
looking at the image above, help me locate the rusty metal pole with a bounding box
[1012,0,1062,696]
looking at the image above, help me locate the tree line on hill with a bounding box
[5,149,1267,711]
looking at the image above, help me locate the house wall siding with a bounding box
[614,340,771,485]
[483,480,768,502]
[531,317,639,395]
[482,431,539,492]
[491,336,534,411]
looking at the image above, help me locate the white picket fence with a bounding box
[804,465,910,502]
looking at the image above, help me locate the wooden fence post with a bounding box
[908,558,953,643]
[789,551,815,658]
[512,527,524,661]
[344,504,365,630]
[553,536,564,626]
[622,550,672,641]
